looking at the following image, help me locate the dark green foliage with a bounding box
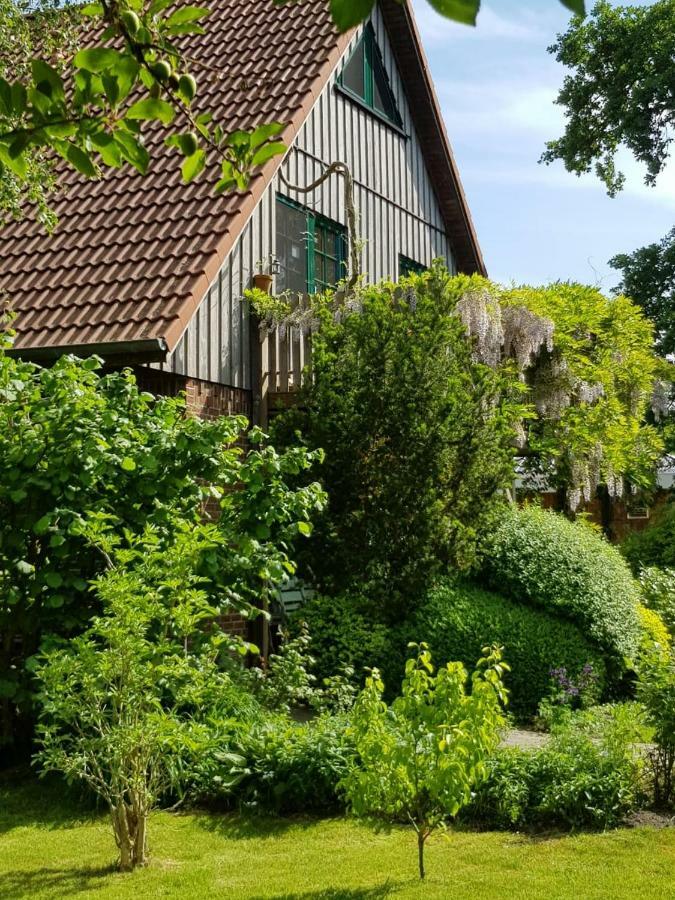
[610,228,675,358]
[481,505,641,660]
[290,594,392,688]
[622,503,675,573]
[542,0,675,196]
[402,579,606,718]
[271,265,524,611]
[196,714,353,814]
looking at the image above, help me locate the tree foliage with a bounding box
[542,0,675,196]
[610,228,675,359]
[0,324,324,749]
[343,643,508,879]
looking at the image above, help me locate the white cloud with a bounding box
[413,1,558,46]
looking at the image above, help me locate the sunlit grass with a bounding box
[1,771,674,899]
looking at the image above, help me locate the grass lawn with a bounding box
[1,771,674,899]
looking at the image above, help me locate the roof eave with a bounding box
[8,337,169,365]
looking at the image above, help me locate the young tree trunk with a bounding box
[133,808,148,868]
[112,804,134,872]
[417,830,426,880]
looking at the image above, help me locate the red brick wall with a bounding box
[533,489,667,542]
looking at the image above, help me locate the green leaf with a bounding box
[249,122,285,150]
[120,456,137,471]
[114,130,150,173]
[15,560,35,575]
[424,0,480,25]
[329,0,375,31]
[125,97,176,125]
[62,144,98,178]
[251,141,286,168]
[80,2,103,15]
[181,149,206,182]
[31,60,65,103]
[74,48,127,74]
[559,0,585,13]
[0,143,27,179]
[164,6,210,27]
[298,521,312,536]
[44,571,63,589]
[33,514,52,535]
[0,78,11,116]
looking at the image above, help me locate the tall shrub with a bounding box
[271,265,525,610]
[481,505,641,661]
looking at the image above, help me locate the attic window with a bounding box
[339,24,402,128]
[399,255,427,278]
[276,196,346,294]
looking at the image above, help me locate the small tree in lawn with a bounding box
[343,643,508,880]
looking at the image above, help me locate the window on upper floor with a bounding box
[276,196,346,294]
[338,24,402,128]
[399,255,427,278]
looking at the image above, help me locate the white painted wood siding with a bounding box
[162,5,456,388]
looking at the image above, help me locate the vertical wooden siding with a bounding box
[161,6,455,390]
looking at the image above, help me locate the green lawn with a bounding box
[1,772,674,899]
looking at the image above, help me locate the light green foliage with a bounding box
[637,650,675,807]
[35,526,252,870]
[0,0,286,226]
[481,505,641,661]
[271,265,527,608]
[639,568,675,637]
[343,644,508,879]
[0,326,324,748]
[622,504,675,572]
[501,280,663,502]
[252,625,317,714]
[543,0,675,195]
[468,704,644,830]
[402,579,607,719]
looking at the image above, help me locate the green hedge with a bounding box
[481,505,640,660]
[402,579,606,718]
[290,593,392,687]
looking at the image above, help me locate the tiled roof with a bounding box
[0,0,484,357]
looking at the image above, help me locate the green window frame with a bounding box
[338,23,402,129]
[276,196,346,294]
[399,255,427,278]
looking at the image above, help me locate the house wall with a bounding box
[158,5,456,390]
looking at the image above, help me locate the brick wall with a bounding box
[536,488,667,542]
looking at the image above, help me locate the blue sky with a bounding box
[412,0,674,288]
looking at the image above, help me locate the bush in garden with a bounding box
[402,579,606,718]
[270,264,526,612]
[193,713,353,814]
[0,338,324,751]
[342,644,508,880]
[639,567,675,636]
[481,504,641,661]
[637,650,675,808]
[35,525,260,871]
[289,594,392,688]
[467,705,645,830]
[622,503,675,572]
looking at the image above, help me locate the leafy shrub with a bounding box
[467,706,644,830]
[195,714,353,814]
[291,594,392,688]
[271,265,525,610]
[622,503,675,572]
[639,567,675,635]
[402,579,606,718]
[637,605,671,660]
[637,650,675,807]
[481,505,641,660]
[251,625,317,714]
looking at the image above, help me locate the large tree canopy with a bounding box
[542,0,675,197]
